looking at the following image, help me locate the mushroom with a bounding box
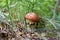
[24,12,40,29]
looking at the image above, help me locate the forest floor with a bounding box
[0,21,58,40]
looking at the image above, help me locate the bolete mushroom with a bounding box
[24,12,40,29]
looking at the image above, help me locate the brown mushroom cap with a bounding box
[24,12,39,22]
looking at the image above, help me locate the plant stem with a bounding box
[6,0,14,30]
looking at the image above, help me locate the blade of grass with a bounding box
[6,0,15,30]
